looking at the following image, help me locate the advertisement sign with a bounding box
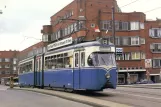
[47,37,73,50]
[145,59,152,68]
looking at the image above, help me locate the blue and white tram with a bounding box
[18,38,117,91]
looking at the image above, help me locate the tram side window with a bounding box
[81,52,85,67]
[57,54,64,68]
[19,61,33,73]
[45,52,73,69]
[45,57,48,70]
[75,53,79,67]
[64,57,71,68]
[88,54,94,66]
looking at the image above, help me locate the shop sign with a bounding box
[47,37,73,50]
[145,59,152,68]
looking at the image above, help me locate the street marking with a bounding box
[106,90,161,100]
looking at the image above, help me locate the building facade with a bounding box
[0,50,19,84]
[38,0,161,84]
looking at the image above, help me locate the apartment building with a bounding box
[38,0,161,84]
[0,50,19,84]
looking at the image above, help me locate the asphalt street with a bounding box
[1,85,161,107]
[0,85,92,107]
[101,87,161,107]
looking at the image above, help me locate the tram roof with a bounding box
[45,40,114,55]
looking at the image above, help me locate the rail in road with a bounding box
[7,86,161,107]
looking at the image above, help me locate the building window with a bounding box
[116,54,124,60]
[6,71,10,74]
[153,59,161,68]
[124,53,131,60]
[122,37,130,45]
[131,52,141,60]
[122,22,129,30]
[13,58,17,64]
[0,65,1,68]
[0,58,2,62]
[141,52,146,59]
[115,37,120,45]
[5,58,10,62]
[149,28,161,38]
[42,34,48,42]
[64,28,68,36]
[140,23,144,29]
[101,20,111,30]
[70,24,74,33]
[67,25,71,35]
[13,66,16,70]
[74,23,78,32]
[150,43,161,53]
[131,37,140,45]
[115,21,119,30]
[1,71,5,74]
[5,65,10,68]
[140,38,145,44]
[130,22,139,30]
[57,30,61,39]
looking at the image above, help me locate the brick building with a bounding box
[34,0,160,84]
[18,42,47,61]
[0,50,19,84]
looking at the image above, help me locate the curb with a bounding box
[12,87,132,107]
[118,85,161,89]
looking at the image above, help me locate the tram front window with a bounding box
[88,52,116,67]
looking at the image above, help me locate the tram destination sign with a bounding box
[47,37,73,50]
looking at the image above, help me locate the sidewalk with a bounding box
[118,83,161,89]
[13,87,132,107]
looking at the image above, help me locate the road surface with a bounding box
[101,87,161,107]
[0,85,92,107]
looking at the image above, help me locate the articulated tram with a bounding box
[18,37,117,91]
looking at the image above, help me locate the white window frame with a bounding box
[13,58,17,64]
[5,65,10,68]
[42,34,48,42]
[153,59,161,68]
[13,66,16,71]
[122,22,128,30]
[131,37,140,45]
[5,58,10,62]
[122,37,129,45]
[130,22,139,30]
[124,53,131,60]
[140,23,144,29]
[131,52,141,60]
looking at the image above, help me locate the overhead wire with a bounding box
[120,0,141,8]
[144,7,161,13]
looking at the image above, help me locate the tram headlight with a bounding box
[105,73,110,78]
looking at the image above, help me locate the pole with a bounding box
[112,6,118,84]
[112,6,116,59]
[41,53,44,89]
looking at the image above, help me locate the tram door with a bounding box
[35,56,41,86]
[73,51,85,89]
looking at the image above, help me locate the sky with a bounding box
[0,0,161,51]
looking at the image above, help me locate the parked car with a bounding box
[5,82,10,86]
[136,79,154,84]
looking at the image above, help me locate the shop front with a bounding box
[118,69,146,85]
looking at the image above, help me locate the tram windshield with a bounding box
[88,52,116,67]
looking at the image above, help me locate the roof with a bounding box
[0,51,19,58]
